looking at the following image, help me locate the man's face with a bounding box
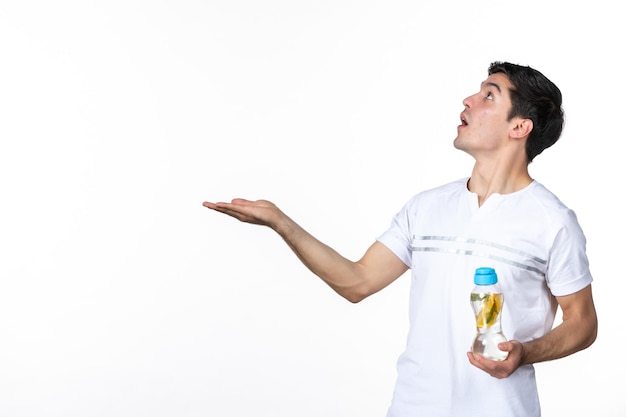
[454,73,518,157]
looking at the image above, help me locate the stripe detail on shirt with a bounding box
[411,235,546,275]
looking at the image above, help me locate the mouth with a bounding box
[460,113,468,126]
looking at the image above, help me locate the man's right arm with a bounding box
[203,198,408,303]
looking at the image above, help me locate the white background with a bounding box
[0,1,623,416]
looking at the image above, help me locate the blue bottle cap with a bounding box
[474,267,498,285]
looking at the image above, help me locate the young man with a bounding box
[203,62,597,416]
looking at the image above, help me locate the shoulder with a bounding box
[405,177,468,205]
[522,181,589,262]
[526,182,592,295]
[525,181,580,224]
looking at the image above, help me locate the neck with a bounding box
[468,160,532,206]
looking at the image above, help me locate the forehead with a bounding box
[482,73,514,95]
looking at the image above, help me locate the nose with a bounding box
[462,93,474,108]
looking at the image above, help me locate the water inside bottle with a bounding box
[471,292,509,361]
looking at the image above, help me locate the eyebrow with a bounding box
[481,81,502,93]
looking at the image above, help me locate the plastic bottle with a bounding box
[470,267,509,361]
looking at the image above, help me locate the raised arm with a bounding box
[468,284,598,378]
[203,198,408,303]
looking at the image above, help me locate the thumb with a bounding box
[497,341,514,352]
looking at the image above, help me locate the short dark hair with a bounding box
[488,62,564,163]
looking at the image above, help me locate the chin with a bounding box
[453,137,462,150]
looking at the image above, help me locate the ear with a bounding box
[510,118,533,139]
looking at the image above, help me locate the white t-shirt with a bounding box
[377,178,593,417]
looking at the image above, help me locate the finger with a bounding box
[231,198,253,205]
[498,341,516,353]
[468,352,498,370]
[467,352,483,368]
[204,201,235,210]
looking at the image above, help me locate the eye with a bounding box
[485,91,493,100]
